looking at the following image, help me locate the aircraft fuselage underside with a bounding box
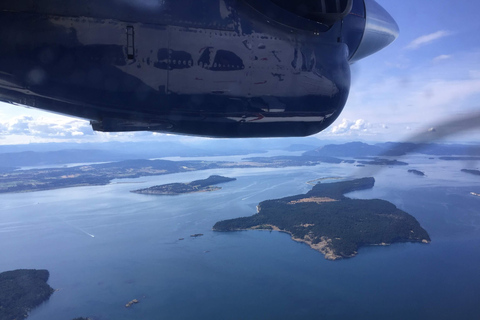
[0,0,378,137]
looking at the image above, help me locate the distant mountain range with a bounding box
[0,142,267,168]
[303,141,480,158]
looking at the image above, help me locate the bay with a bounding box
[0,158,479,319]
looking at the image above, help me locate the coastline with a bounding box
[214,178,430,260]
[131,186,221,195]
[241,224,343,260]
[217,207,430,260]
[243,224,429,260]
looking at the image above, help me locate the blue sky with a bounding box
[334,0,480,142]
[1,0,480,144]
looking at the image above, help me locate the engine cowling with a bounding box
[270,0,353,26]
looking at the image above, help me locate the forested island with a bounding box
[461,169,480,176]
[356,158,408,166]
[0,269,54,320]
[131,175,236,195]
[408,169,425,176]
[213,178,430,260]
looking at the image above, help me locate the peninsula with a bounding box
[0,269,54,320]
[131,175,236,195]
[213,178,430,260]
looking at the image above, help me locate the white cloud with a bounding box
[0,116,95,139]
[433,54,452,63]
[6,116,34,134]
[350,119,369,131]
[330,119,372,135]
[331,119,352,134]
[406,30,453,50]
[0,110,186,144]
[343,48,480,131]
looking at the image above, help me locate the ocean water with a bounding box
[1,157,479,319]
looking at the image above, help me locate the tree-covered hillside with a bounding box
[0,269,54,320]
[214,178,430,259]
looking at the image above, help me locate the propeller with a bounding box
[352,110,480,177]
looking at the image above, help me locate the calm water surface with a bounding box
[1,158,479,319]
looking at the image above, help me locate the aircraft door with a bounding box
[115,23,169,96]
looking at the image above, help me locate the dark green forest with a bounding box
[132,175,236,194]
[0,269,54,320]
[214,178,430,258]
[461,169,480,176]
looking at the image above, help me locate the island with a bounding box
[408,169,425,176]
[213,178,430,260]
[0,269,54,320]
[440,156,480,161]
[131,175,236,195]
[125,299,139,308]
[461,169,480,176]
[356,158,408,166]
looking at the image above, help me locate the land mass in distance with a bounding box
[3,140,478,194]
[213,178,430,260]
[461,169,480,176]
[131,175,236,195]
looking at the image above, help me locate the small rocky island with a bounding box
[0,269,54,320]
[131,175,236,195]
[213,178,430,260]
[408,169,425,176]
[125,299,139,308]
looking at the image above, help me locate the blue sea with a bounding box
[1,156,479,319]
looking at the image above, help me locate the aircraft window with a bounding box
[154,49,193,70]
[198,47,213,67]
[212,50,244,71]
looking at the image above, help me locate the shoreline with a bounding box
[306,177,343,186]
[131,187,221,195]
[245,224,343,260]
[217,223,430,260]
